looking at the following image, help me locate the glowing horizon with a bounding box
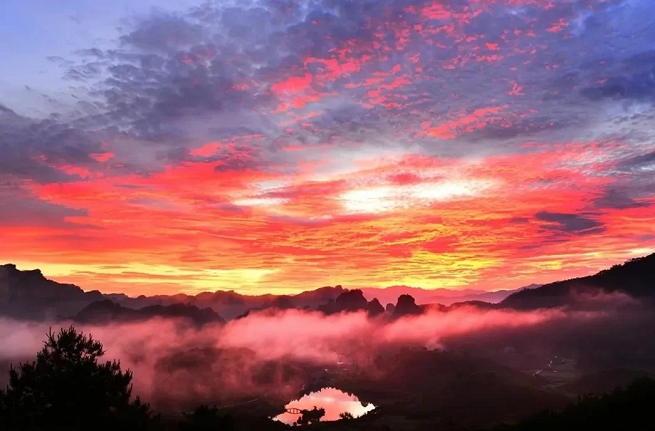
[1,0,654,296]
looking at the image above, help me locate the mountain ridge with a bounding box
[74,299,226,326]
[502,253,655,309]
[4,252,654,322]
[1,264,521,320]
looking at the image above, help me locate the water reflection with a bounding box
[274,387,375,425]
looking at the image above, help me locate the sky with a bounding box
[1,0,654,296]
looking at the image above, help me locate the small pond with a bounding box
[273,387,375,425]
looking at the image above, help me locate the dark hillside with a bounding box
[502,254,655,310]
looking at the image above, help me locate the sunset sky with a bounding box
[1,0,654,295]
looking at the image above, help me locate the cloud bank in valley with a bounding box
[1,293,652,410]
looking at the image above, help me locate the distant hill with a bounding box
[105,285,347,320]
[0,264,348,321]
[74,300,225,326]
[502,254,655,310]
[5,253,652,321]
[0,264,104,320]
[445,300,499,311]
[2,263,520,321]
[360,286,521,306]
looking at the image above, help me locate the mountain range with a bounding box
[0,263,523,322]
[1,252,654,324]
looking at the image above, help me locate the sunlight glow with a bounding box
[339,179,497,214]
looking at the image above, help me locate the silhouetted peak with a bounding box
[367,298,385,317]
[394,294,421,317]
[1,264,44,280]
[397,294,417,306]
[24,268,43,277]
[0,264,103,321]
[293,286,346,307]
[0,264,86,296]
[204,290,245,305]
[335,289,368,312]
[1,263,18,272]
[310,285,346,296]
[385,303,396,313]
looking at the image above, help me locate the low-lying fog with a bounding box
[1,290,653,413]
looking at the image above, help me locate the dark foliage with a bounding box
[0,326,161,431]
[339,411,354,420]
[296,406,326,426]
[491,377,655,431]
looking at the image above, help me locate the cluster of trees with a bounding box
[0,327,161,431]
[0,327,336,431]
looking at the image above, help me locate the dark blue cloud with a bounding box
[0,183,91,229]
[592,188,651,210]
[1,0,654,194]
[535,211,606,236]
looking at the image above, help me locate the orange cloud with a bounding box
[4,140,652,296]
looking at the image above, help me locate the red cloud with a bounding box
[90,152,115,163]
[422,105,507,139]
[271,74,313,95]
[547,18,569,33]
